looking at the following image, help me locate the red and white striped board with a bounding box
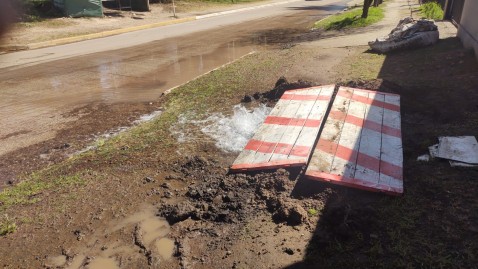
[230,85,335,171]
[305,87,403,195]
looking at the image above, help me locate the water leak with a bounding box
[201,104,272,152]
[172,104,272,152]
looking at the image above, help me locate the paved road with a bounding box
[0,0,346,70]
[0,0,348,183]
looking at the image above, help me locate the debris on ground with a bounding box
[369,17,439,53]
[423,136,478,167]
[241,76,316,103]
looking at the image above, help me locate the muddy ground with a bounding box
[1,13,478,269]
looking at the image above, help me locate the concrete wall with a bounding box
[457,0,478,60]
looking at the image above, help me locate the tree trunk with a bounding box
[362,0,373,18]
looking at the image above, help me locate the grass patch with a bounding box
[0,215,17,236]
[0,172,85,208]
[420,2,444,20]
[307,208,319,216]
[313,7,384,31]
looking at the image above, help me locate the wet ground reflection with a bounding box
[0,40,255,156]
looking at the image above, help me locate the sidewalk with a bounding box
[304,0,456,49]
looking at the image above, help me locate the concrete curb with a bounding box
[24,0,303,50]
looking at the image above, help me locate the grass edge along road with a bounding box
[313,6,384,31]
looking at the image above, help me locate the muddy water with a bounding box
[155,237,175,259]
[45,255,67,267]
[0,41,255,157]
[64,206,175,268]
[86,257,120,269]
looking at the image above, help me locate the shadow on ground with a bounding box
[283,37,478,268]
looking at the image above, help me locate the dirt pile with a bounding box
[339,78,402,94]
[158,157,312,226]
[241,76,316,103]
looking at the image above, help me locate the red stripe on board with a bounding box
[281,94,331,101]
[380,160,403,181]
[231,159,306,171]
[305,171,403,195]
[244,139,262,151]
[337,90,400,112]
[328,110,401,138]
[244,139,310,157]
[316,139,402,180]
[264,116,322,127]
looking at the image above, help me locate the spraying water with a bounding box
[201,104,271,152]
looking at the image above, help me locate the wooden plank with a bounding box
[329,93,366,180]
[291,87,334,157]
[379,94,403,192]
[354,92,384,188]
[307,92,351,174]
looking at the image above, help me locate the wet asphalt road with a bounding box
[0,0,347,169]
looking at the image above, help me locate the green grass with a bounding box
[307,208,319,216]
[313,7,384,31]
[420,2,444,20]
[0,215,16,236]
[0,173,85,208]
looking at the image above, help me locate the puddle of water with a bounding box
[155,237,175,260]
[133,110,162,124]
[110,206,174,262]
[45,255,67,267]
[67,254,86,269]
[86,257,119,269]
[140,217,171,246]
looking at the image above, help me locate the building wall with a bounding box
[458,0,478,60]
